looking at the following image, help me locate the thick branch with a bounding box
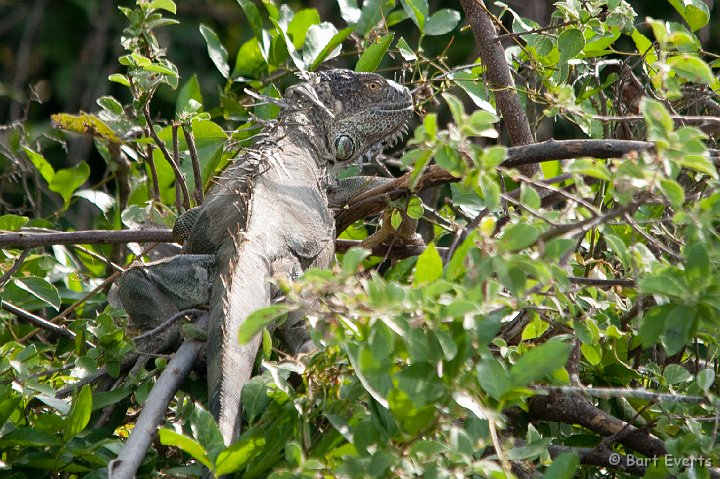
[336,139,651,232]
[458,0,536,175]
[547,445,646,476]
[528,393,666,458]
[0,229,173,248]
[107,316,207,479]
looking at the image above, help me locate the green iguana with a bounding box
[113,69,414,445]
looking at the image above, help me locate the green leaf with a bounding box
[406,196,424,220]
[667,54,714,84]
[478,172,500,210]
[476,359,510,399]
[92,388,132,410]
[442,92,465,125]
[0,214,29,231]
[498,224,540,253]
[23,147,54,184]
[434,145,465,177]
[238,305,290,345]
[232,37,266,78]
[215,433,266,475]
[390,210,402,229]
[285,441,304,467]
[237,0,264,41]
[199,24,230,79]
[542,238,575,261]
[342,247,371,275]
[159,429,212,469]
[51,112,121,143]
[176,74,203,114]
[149,0,176,14]
[663,306,697,355]
[631,28,659,67]
[355,33,394,72]
[425,9,460,36]
[406,149,433,190]
[14,277,61,311]
[641,98,673,142]
[399,0,428,33]
[189,406,225,462]
[696,368,715,392]
[396,37,416,61]
[242,375,273,424]
[0,428,64,448]
[580,343,602,366]
[557,29,585,81]
[509,341,572,388]
[604,233,630,269]
[97,95,123,114]
[338,0,361,24]
[63,385,92,441]
[388,389,436,436]
[520,184,541,210]
[684,242,709,290]
[659,178,685,208]
[49,162,90,207]
[667,0,710,31]
[302,22,343,69]
[309,25,354,71]
[288,8,321,49]
[543,452,579,479]
[664,364,692,384]
[270,16,305,71]
[639,270,686,299]
[395,362,444,406]
[423,112,436,140]
[639,304,696,354]
[566,158,612,181]
[674,152,718,179]
[413,242,443,286]
[108,73,131,87]
[356,0,385,35]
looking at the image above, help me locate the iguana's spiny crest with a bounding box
[286,69,413,164]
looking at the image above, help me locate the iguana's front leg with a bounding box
[330,176,423,248]
[111,254,216,352]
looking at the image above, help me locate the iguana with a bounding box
[113,69,414,445]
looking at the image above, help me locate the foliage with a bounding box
[1,0,720,477]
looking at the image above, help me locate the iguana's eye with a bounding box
[334,135,354,160]
[366,80,382,92]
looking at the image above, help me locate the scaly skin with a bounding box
[127,70,414,445]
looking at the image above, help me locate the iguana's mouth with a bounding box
[382,122,410,149]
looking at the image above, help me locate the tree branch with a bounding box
[0,228,174,248]
[527,392,667,458]
[107,315,207,479]
[458,0,536,170]
[1,300,78,341]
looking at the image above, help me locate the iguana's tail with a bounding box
[207,239,270,444]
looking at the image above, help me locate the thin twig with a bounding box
[171,123,183,212]
[0,248,31,288]
[144,103,190,209]
[182,124,204,205]
[1,300,77,341]
[533,385,706,404]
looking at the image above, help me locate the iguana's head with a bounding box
[286,69,413,164]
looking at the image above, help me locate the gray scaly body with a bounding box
[114,69,413,445]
